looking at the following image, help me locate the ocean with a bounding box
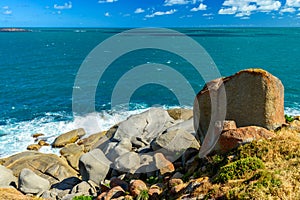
[0,28,299,157]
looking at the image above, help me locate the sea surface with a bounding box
[0,28,300,157]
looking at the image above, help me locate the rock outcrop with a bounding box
[194,69,285,145]
[0,151,78,184]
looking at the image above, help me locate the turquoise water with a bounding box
[0,28,299,156]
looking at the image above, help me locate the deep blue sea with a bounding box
[0,28,299,157]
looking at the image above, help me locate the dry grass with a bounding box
[183,119,300,200]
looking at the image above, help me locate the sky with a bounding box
[1,0,300,27]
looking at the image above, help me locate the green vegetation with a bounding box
[73,195,93,200]
[136,189,149,200]
[285,114,294,123]
[214,157,264,183]
[146,176,159,184]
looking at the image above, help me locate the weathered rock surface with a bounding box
[167,108,193,121]
[154,153,175,175]
[79,148,111,185]
[71,181,98,196]
[60,143,85,170]
[52,128,86,148]
[26,144,41,151]
[194,69,285,145]
[129,180,148,197]
[111,108,174,144]
[0,165,17,187]
[18,168,50,195]
[114,152,140,173]
[214,126,275,153]
[77,131,106,152]
[0,187,32,200]
[0,151,78,184]
[151,129,200,158]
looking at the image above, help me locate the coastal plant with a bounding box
[285,114,294,123]
[227,170,281,199]
[214,157,265,183]
[136,189,149,200]
[73,195,93,200]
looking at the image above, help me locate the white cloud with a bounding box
[145,9,177,18]
[134,8,145,14]
[104,12,110,17]
[203,13,214,16]
[218,0,281,17]
[164,0,196,6]
[286,0,300,7]
[3,6,9,10]
[190,3,207,11]
[54,1,72,10]
[241,16,250,19]
[98,0,117,3]
[219,7,238,14]
[3,10,12,15]
[280,7,296,13]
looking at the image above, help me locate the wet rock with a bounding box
[52,128,86,148]
[18,168,50,195]
[38,140,50,146]
[32,133,44,138]
[26,144,41,151]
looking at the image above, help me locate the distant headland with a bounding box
[0,28,31,32]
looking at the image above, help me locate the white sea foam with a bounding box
[0,108,151,158]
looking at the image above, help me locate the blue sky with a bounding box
[1,0,300,27]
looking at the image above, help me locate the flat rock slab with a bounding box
[0,151,78,185]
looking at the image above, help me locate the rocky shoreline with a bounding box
[1,69,300,200]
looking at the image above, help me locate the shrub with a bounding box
[73,195,93,200]
[214,157,264,183]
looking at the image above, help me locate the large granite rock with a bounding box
[0,151,78,185]
[77,131,106,152]
[111,108,174,144]
[52,128,86,148]
[18,168,50,195]
[114,152,140,173]
[194,69,285,145]
[0,165,17,187]
[79,148,111,185]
